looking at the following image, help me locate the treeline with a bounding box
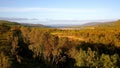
[0,21,120,68]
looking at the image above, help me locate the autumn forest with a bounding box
[1,20,120,68]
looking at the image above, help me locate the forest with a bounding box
[1,20,120,68]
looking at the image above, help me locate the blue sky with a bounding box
[0,0,120,24]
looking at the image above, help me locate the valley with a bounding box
[0,20,120,68]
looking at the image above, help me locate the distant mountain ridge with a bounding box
[0,20,20,25]
[66,20,120,28]
[21,23,47,27]
[0,20,47,28]
[0,19,120,28]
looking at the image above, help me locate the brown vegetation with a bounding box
[1,20,120,68]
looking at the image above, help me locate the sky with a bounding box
[0,0,120,25]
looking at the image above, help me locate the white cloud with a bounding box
[0,7,109,13]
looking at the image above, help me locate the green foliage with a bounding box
[75,48,87,66]
[75,48,99,67]
[100,54,115,68]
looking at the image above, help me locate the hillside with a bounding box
[0,20,21,26]
[94,20,120,28]
[0,20,48,28]
[65,20,120,29]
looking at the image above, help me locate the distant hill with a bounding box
[81,22,107,26]
[94,20,120,28]
[0,20,47,28]
[0,20,21,26]
[21,23,47,28]
[66,20,120,28]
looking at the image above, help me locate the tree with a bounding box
[100,54,114,68]
[11,28,33,63]
[75,48,87,67]
[0,52,12,68]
